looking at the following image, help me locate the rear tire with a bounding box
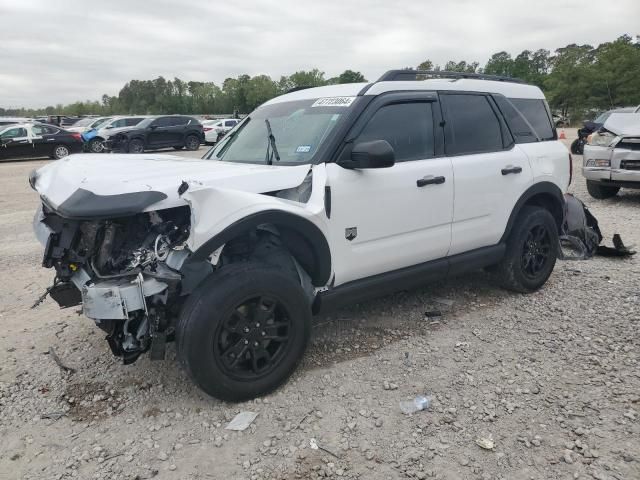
[51,144,70,159]
[176,262,311,402]
[586,180,619,199]
[570,139,583,155]
[492,206,558,293]
[128,139,144,154]
[185,134,200,151]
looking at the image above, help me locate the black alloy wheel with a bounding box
[521,224,552,279]
[214,295,293,380]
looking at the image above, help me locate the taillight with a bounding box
[71,132,82,140]
[203,127,213,132]
[568,153,573,186]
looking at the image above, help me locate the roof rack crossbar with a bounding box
[377,69,525,84]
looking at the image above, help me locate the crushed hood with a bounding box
[33,153,311,218]
[603,113,640,137]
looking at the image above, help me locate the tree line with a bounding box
[2,35,639,123]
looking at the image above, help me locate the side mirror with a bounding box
[338,140,395,169]
[105,125,113,129]
[150,125,158,130]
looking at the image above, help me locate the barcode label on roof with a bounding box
[311,97,356,107]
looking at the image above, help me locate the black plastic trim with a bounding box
[324,186,332,218]
[52,188,168,219]
[315,243,505,313]
[378,69,525,84]
[598,179,640,189]
[499,182,564,243]
[186,210,332,286]
[357,83,374,96]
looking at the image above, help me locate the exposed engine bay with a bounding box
[37,204,192,363]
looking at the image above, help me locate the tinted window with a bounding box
[355,102,434,162]
[510,99,554,141]
[493,96,537,143]
[34,125,60,135]
[110,119,127,128]
[441,94,504,154]
[225,120,237,127]
[125,118,143,126]
[1,127,27,138]
[152,117,174,127]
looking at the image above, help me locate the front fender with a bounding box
[181,165,332,285]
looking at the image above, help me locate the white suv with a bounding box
[31,70,570,401]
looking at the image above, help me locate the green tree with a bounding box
[484,51,513,76]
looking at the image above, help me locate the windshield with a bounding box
[73,117,99,127]
[91,117,112,128]
[203,97,355,165]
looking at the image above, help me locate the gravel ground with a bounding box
[1,133,639,480]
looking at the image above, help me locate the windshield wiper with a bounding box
[264,118,280,165]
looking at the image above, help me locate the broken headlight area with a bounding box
[38,204,191,363]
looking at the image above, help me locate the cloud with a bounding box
[0,0,638,108]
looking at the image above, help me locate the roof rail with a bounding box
[377,69,525,84]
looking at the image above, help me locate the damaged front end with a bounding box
[35,203,192,363]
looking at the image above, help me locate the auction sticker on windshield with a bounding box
[311,97,355,107]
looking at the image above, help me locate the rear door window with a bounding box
[509,99,555,141]
[440,94,504,155]
[354,102,435,162]
[152,117,174,127]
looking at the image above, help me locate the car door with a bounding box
[31,124,58,156]
[147,117,172,147]
[325,92,454,285]
[0,126,33,159]
[440,93,533,256]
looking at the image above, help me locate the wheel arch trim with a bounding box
[186,209,332,286]
[500,182,564,243]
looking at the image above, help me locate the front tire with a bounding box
[570,139,583,155]
[586,180,619,199]
[128,138,144,154]
[51,144,70,159]
[493,206,558,293]
[185,134,200,151]
[88,138,104,153]
[177,263,311,402]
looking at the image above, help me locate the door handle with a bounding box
[417,175,445,187]
[501,166,522,175]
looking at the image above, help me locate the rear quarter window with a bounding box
[509,98,555,141]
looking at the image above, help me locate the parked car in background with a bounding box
[552,113,569,127]
[66,116,112,134]
[107,115,203,153]
[85,116,149,153]
[0,123,83,160]
[202,118,240,144]
[34,115,82,127]
[571,107,638,155]
[582,112,640,198]
[0,117,31,126]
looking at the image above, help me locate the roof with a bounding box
[266,77,544,106]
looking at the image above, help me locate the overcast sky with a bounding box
[1,0,638,108]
